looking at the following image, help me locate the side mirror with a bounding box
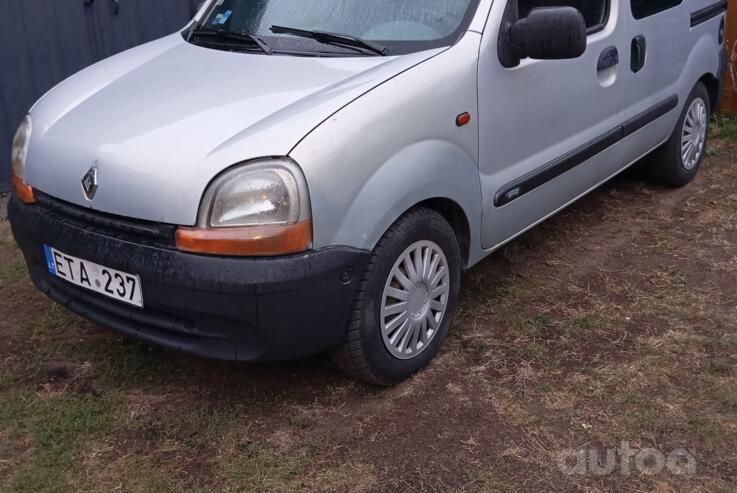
[509,7,587,61]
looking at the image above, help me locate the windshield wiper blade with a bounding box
[270,25,388,56]
[191,28,272,55]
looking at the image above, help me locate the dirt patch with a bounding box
[1,141,737,492]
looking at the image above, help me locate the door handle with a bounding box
[597,46,619,72]
[631,35,647,73]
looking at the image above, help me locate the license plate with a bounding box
[43,245,144,308]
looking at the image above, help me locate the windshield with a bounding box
[194,0,480,55]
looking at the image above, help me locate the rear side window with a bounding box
[630,0,683,19]
[518,0,609,33]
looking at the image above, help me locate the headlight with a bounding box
[11,116,32,180]
[176,159,312,256]
[10,116,35,205]
[201,159,310,227]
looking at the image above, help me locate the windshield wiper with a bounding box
[190,28,273,55]
[270,25,388,56]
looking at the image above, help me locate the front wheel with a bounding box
[331,207,461,386]
[648,82,711,187]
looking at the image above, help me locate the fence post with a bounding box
[721,3,737,114]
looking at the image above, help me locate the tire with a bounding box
[330,207,462,386]
[648,82,711,187]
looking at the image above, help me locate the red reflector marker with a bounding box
[456,112,471,127]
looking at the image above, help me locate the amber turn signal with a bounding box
[176,220,312,257]
[11,172,35,204]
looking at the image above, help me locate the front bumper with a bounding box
[8,196,369,362]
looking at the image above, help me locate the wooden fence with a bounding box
[721,3,737,114]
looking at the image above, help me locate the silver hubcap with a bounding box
[681,98,708,170]
[381,240,450,360]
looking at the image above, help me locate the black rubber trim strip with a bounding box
[494,128,622,207]
[495,94,679,207]
[691,0,728,27]
[622,95,679,138]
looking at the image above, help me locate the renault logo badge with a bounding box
[82,166,98,200]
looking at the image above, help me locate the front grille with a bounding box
[36,192,177,248]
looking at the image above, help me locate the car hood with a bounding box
[25,34,441,225]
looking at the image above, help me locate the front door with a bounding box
[478,0,629,249]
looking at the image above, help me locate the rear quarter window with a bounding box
[630,0,683,19]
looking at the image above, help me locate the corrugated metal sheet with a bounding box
[0,0,199,192]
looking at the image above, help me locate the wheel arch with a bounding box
[680,29,724,113]
[416,198,471,269]
[699,72,721,111]
[314,140,485,270]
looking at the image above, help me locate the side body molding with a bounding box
[494,95,679,207]
[691,0,728,27]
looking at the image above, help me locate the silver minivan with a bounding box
[9,0,727,384]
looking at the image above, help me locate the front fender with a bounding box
[334,140,482,260]
[290,32,484,265]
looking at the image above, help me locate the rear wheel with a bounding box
[648,82,710,187]
[331,207,461,386]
